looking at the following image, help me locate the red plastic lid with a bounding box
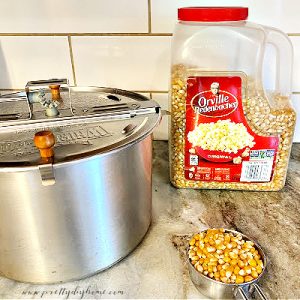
[178,7,248,22]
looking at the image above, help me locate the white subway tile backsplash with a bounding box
[0,0,148,33]
[136,92,168,140]
[151,0,300,34]
[291,37,300,92]
[291,94,300,142]
[0,37,73,89]
[152,93,169,140]
[72,36,171,91]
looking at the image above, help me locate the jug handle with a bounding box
[263,26,293,97]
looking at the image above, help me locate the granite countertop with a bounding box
[0,141,299,299]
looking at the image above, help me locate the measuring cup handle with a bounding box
[234,287,250,300]
[234,284,269,300]
[251,283,269,300]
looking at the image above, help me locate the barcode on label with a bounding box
[240,161,273,182]
[190,155,198,166]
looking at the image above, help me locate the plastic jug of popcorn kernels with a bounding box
[169,7,296,191]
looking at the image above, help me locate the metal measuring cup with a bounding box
[188,229,268,300]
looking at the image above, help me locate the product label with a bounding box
[184,75,279,183]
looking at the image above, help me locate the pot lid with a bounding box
[0,79,161,168]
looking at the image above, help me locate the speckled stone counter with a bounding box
[0,141,299,299]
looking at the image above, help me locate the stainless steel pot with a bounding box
[188,229,268,300]
[0,79,161,283]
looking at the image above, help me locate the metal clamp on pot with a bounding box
[33,130,56,186]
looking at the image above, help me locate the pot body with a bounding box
[0,135,152,283]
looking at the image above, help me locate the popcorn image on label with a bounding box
[187,120,255,153]
[233,156,242,164]
[242,148,250,157]
[189,148,196,154]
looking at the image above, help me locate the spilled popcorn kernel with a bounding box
[233,156,242,164]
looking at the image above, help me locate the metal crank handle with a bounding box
[26,78,69,86]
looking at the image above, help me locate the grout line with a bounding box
[0,89,299,94]
[148,0,152,34]
[0,88,169,93]
[133,90,168,94]
[67,36,77,86]
[140,91,300,95]
[0,33,172,37]
[0,32,299,37]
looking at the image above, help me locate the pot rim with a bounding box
[0,130,157,172]
[0,86,161,171]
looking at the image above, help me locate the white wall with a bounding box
[0,0,299,141]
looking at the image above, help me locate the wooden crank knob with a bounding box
[34,131,55,158]
[49,84,61,100]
